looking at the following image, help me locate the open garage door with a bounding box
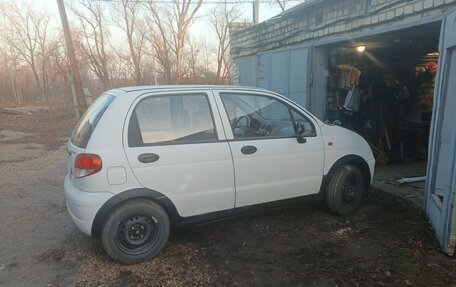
[425,11,456,256]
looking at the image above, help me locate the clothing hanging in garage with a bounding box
[343,86,361,111]
[337,64,362,88]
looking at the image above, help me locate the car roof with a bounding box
[109,85,271,95]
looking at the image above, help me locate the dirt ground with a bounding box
[0,108,455,287]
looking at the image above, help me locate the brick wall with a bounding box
[231,0,456,58]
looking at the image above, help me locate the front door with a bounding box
[124,92,235,217]
[214,91,324,207]
[425,13,456,256]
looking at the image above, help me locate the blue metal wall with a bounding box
[234,47,310,108]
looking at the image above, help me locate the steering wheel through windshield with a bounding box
[233,115,250,137]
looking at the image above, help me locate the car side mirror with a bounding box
[296,123,307,144]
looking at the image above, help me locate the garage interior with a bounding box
[324,22,441,206]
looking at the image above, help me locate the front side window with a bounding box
[291,110,317,137]
[221,93,315,139]
[129,94,217,146]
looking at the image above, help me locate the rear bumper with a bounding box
[64,175,114,236]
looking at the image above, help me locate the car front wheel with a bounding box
[101,199,170,264]
[325,165,365,215]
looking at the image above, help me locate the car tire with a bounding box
[326,165,365,215]
[101,199,170,264]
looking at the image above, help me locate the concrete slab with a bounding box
[372,161,427,208]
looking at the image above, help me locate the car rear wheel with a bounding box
[101,199,170,264]
[326,165,365,215]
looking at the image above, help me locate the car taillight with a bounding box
[74,153,102,178]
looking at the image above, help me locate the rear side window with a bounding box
[70,94,115,148]
[128,94,217,146]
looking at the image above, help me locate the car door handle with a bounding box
[138,153,160,163]
[241,145,257,155]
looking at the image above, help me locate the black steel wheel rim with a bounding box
[342,175,359,205]
[116,214,160,255]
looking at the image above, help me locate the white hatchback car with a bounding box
[65,86,375,264]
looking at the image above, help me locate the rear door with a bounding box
[214,90,324,207]
[123,91,235,217]
[425,12,456,256]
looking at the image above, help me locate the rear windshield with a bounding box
[70,94,115,148]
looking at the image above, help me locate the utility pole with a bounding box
[56,0,87,118]
[253,0,260,24]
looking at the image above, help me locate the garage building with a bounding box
[230,0,456,255]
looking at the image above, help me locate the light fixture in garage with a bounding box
[356,45,366,53]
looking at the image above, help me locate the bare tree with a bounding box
[37,23,60,103]
[0,42,23,104]
[200,40,215,80]
[275,0,286,12]
[113,0,148,85]
[184,36,204,81]
[210,3,241,84]
[144,3,174,84]
[46,36,75,105]
[70,0,112,89]
[172,0,203,83]
[145,0,203,84]
[1,1,55,101]
[0,0,241,105]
